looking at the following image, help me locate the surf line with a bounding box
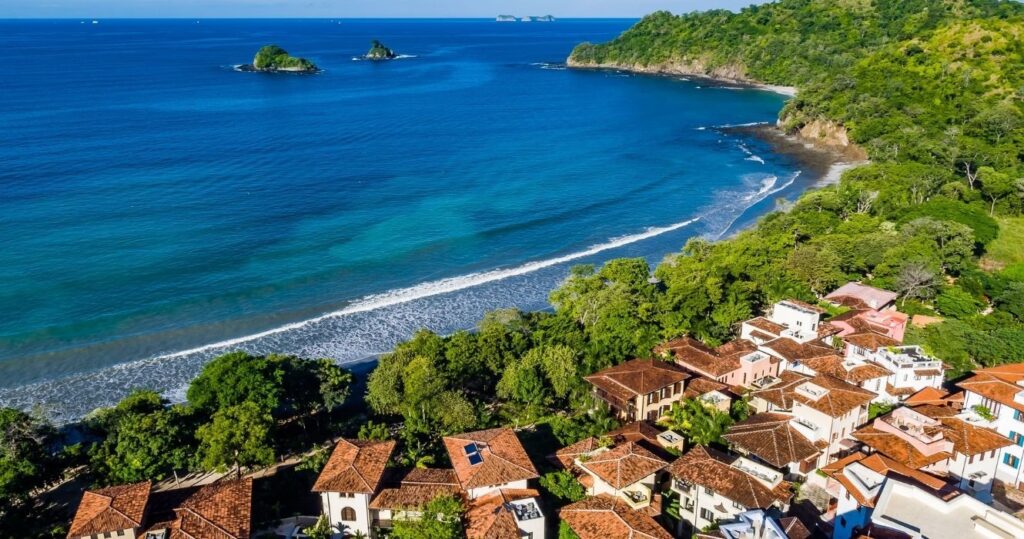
[147,217,702,362]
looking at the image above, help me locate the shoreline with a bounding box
[566,60,798,96]
[12,65,853,427]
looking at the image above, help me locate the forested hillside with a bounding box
[564,0,1024,374]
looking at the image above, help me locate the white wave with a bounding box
[695,127,707,131]
[742,175,778,202]
[745,155,766,165]
[144,218,700,363]
[715,171,801,238]
[716,121,770,129]
[394,54,418,59]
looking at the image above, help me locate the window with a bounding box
[704,486,714,495]
[1004,454,1020,469]
[700,508,715,522]
[674,382,682,395]
[1011,432,1024,447]
[732,500,744,509]
[1016,410,1024,422]
[341,507,357,521]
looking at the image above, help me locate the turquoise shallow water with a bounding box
[0,19,817,421]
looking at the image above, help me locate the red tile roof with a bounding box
[905,387,955,407]
[684,377,730,399]
[368,468,461,510]
[443,428,539,490]
[560,495,673,539]
[312,439,396,494]
[172,478,253,539]
[799,356,892,384]
[820,453,950,508]
[752,372,874,418]
[655,337,754,378]
[843,332,901,351]
[465,489,540,539]
[68,482,151,538]
[761,338,836,362]
[744,317,787,336]
[668,446,792,508]
[585,358,691,397]
[577,442,668,490]
[553,437,601,470]
[957,364,1024,413]
[723,413,821,469]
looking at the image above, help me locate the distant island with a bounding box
[496,15,555,22]
[238,45,318,73]
[365,40,397,60]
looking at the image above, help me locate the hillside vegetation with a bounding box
[565,0,1024,374]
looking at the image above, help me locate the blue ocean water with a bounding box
[0,19,819,421]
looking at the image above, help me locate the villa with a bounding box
[668,446,793,537]
[749,372,874,465]
[723,413,824,476]
[852,406,1011,500]
[67,481,152,539]
[584,359,691,422]
[312,439,396,537]
[572,441,669,510]
[441,428,540,500]
[820,452,956,539]
[957,364,1024,488]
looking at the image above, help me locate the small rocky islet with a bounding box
[238,44,319,73]
[364,40,398,60]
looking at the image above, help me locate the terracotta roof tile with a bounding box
[851,426,951,469]
[443,428,538,490]
[465,489,540,539]
[799,356,892,384]
[658,336,742,378]
[904,387,954,407]
[668,446,792,508]
[723,413,821,468]
[68,481,151,538]
[745,317,787,335]
[605,421,665,446]
[553,437,601,470]
[312,439,396,493]
[684,377,730,399]
[368,468,460,510]
[779,516,812,539]
[761,338,836,362]
[560,495,672,539]
[752,372,874,418]
[843,332,901,351]
[577,442,668,490]
[585,359,691,397]
[172,478,253,539]
[956,364,1024,413]
[822,452,949,508]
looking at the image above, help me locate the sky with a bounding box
[3,0,762,19]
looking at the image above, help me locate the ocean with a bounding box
[0,19,825,422]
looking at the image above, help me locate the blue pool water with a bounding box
[0,19,819,421]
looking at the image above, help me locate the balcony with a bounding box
[621,484,653,510]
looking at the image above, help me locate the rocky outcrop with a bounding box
[786,118,869,160]
[241,45,318,73]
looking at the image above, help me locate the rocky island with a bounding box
[238,45,318,73]
[365,40,397,60]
